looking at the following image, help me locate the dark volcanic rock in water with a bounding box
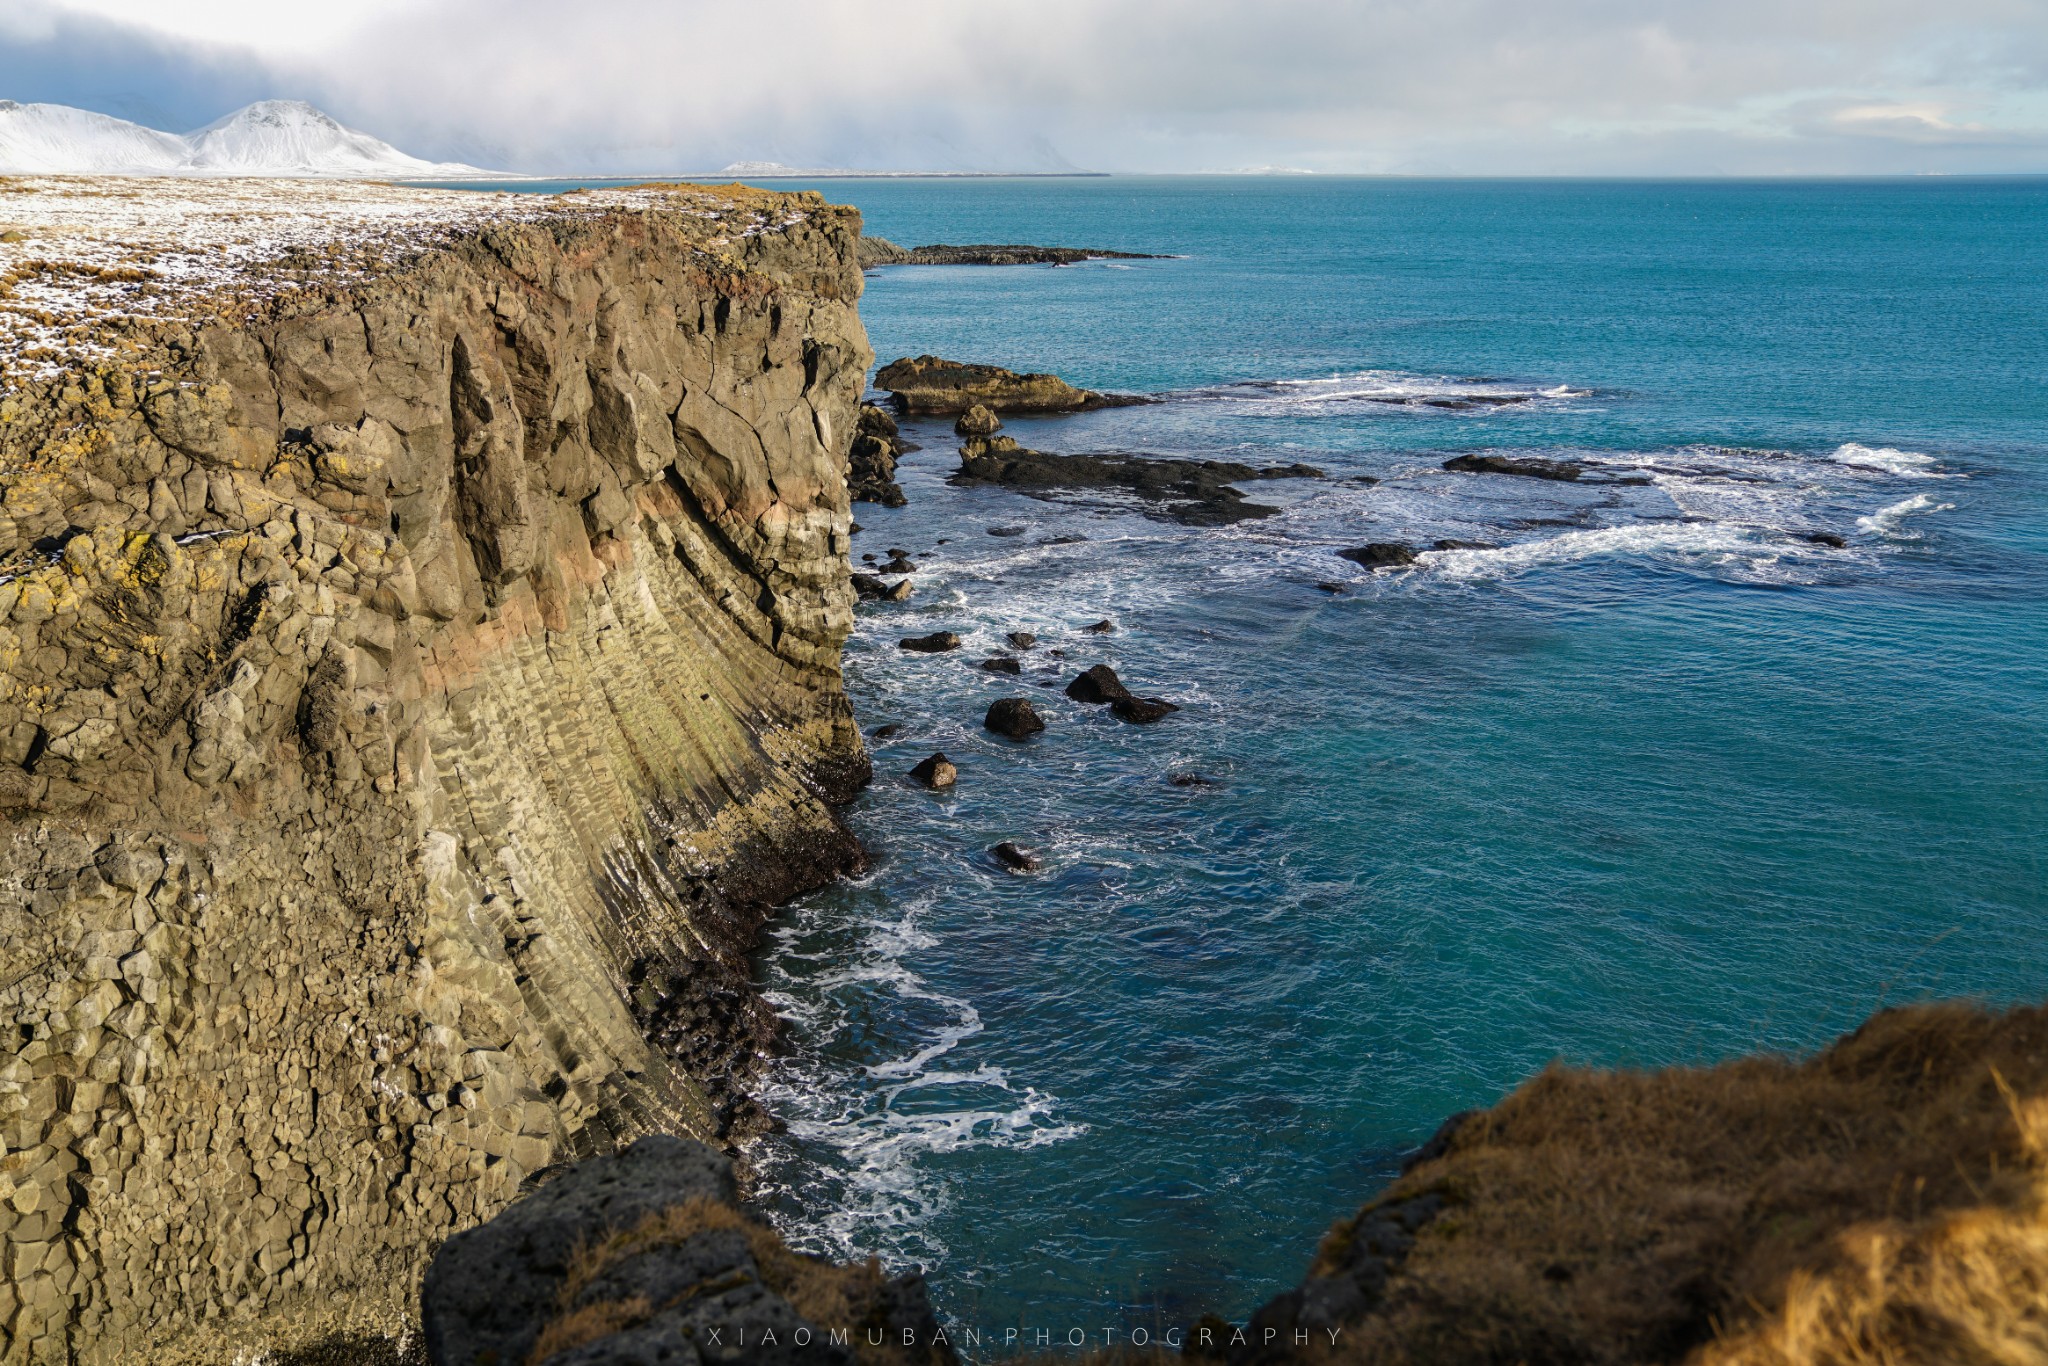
[899,632,961,653]
[909,753,957,789]
[984,697,1046,739]
[1803,530,1850,548]
[876,354,1149,414]
[990,841,1043,872]
[869,723,902,740]
[955,404,1003,437]
[879,554,918,574]
[1085,618,1117,633]
[1169,771,1219,787]
[1433,538,1500,551]
[853,573,914,602]
[980,656,1023,675]
[849,403,908,505]
[421,1135,950,1366]
[1111,695,1180,724]
[1007,631,1038,650]
[858,236,1167,268]
[1443,452,1585,481]
[952,439,1322,526]
[1317,581,1347,593]
[1065,664,1133,704]
[988,525,1027,537]
[1338,543,1420,570]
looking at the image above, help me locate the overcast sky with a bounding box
[4,0,2046,174]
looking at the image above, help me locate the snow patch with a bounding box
[0,99,501,179]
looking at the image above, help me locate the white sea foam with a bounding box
[1186,370,1589,415]
[1421,523,1813,580]
[753,895,1084,1270]
[1830,443,1952,478]
[1857,492,1955,538]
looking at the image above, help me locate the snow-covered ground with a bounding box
[0,178,815,381]
[0,100,501,179]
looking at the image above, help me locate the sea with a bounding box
[456,175,2048,1341]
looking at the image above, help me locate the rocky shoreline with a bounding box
[0,182,2037,1366]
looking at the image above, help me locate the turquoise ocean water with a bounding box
[464,176,2048,1337]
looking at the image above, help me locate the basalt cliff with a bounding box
[0,179,876,1362]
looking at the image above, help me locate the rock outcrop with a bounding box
[1441,453,1585,481]
[421,1135,951,1366]
[0,180,874,1363]
[954,440,1322,526]
[873,356,1145,415]
[847,404,906,507]
[856,239,1163,268]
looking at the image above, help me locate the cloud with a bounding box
[7,0,2048,173]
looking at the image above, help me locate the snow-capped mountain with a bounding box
[0,99,500,178]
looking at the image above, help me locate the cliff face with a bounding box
[0,181,873,1362]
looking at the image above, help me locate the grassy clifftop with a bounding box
[1247,998,2048,1365]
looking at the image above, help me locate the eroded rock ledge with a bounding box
[0,179,874,1363]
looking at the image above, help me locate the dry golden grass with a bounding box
[1308,1001,2048,1366]
[527,1195,893,1365]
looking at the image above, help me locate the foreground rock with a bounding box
[876,354,1148,414]
[990,841,1043,872]
[955,439,1323,526]
[1443,452,1585,481]
[422,1135,950,1366]
[849,403,908,506]
[1111,695,1180,723]
[1066,664,1133,704]
[954,404,1002,437]
[852,573,913,602]
[0,178,876,1360]
[908,753,957,789]
[984,697,1046,739]
[858,237,1165,268]
[1338,543,1420,570]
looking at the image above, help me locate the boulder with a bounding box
[1007,631,1038,650]
[1085,619,1117,634]
[984,697,1045,739]
[880,555,918,574]
[955,404,1003,437]
[981,657,1023,676]
[988,526,1027,537]
[869,724,902,740]
[899,632,961,653]
[1432,538,1499,551]
[1168,772,1218,787]
[909,753,957,789]
[1111,696,1179,724]
[991,841,1042,873]
[853,573,912,602]
[1803,530,1849,548]
[1065,665,1133,704]
[1337,543,1418,570]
